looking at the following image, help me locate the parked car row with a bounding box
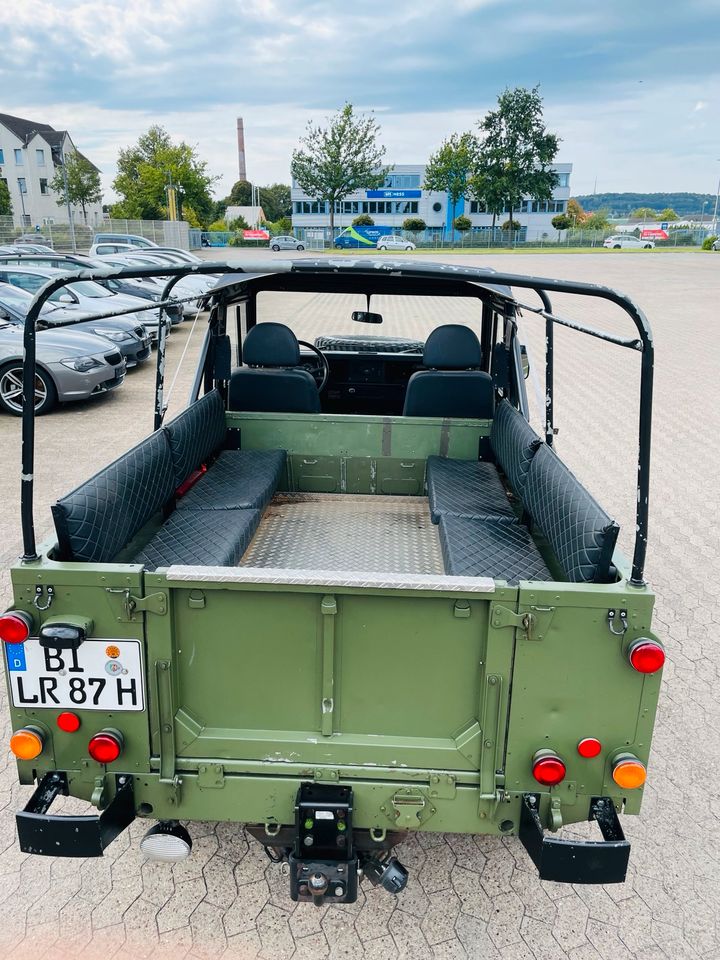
[0,238,217,416]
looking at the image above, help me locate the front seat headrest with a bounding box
[423,324,482,369]
[243,322,300,367]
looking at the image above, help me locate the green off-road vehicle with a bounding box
[2,258,663,905]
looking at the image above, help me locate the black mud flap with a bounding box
[16,772,135,857]
[519,793,630,884]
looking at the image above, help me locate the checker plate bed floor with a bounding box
[241,493,444,575]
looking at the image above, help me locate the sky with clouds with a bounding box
[1,0,719,200]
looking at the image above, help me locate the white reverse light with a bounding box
[140,821,193,862]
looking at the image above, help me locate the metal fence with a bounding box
[0,216,190,252]
[292,224,708,250]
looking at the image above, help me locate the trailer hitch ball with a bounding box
[308,871,329,907]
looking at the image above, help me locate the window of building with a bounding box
[14,149,23,165]
[0,149,4,164]
[36,149,45,166]
[384,173,421,189]
[39,178,49,195]
[556,172,569,188]
[469,201,487,214]
[432,202,442,213]
[17,177,27,194]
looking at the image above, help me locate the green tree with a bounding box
[657,207,678,221]
[181,204,203,228]
[402,217,426,239]
[352,213,375,226]
[228,214,250,231]
[260,183,291,221]
[477,86,559,229]
[453,214,472,233]
[424,132,479,234]
[501,219,521,232]
[551,213,571,238]
[112,125,218,222]
[291,103,387,238]
[631,207,659,220]
[582,210,610,230]
[582,209,611,230]
[0,178,11,216]
[270,216,293,235]
[49,151,103,223]
[467,169,507,237]
[208,219,229,232]
[566,198,586,226]
[228,179,252,206]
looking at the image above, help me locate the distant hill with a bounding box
[574,193,715,217]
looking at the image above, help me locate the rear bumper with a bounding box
[519,793,630,884]
[16,772,135,857]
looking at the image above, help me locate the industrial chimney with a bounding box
[236,117,247,182]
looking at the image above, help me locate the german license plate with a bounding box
[5,639,144,711]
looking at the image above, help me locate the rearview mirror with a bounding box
[57,293,74,304]
[0,308,9,320]
[351,311,383,324]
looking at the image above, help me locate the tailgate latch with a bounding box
[490,603,555,640]
[106,588,167,620]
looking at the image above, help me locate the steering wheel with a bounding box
[297,340,330,392]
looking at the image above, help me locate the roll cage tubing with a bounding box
[18,259,653,588]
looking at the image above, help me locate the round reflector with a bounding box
[577,737,602,758]
[612,757,647,789]
[140,821,193,862]
[10,727,44,760]
[88,730,122,764]
[532,752,566,786]
[0,611,33,644]
[628,640,665,674]
[57,711,81,733]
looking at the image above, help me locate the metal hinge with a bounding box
[197,763,225,790]
[490,603,555,641]
[106,588,167,621]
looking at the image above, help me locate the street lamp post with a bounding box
[60,147,77,253]
[712,160,720,235]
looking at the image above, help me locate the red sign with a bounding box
[243,229,269,240]
[640,229,668,240]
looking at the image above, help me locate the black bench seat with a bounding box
[426,456,516,524]
[133,508,261,572]
[176,449,285,512]
[438,514,553,584]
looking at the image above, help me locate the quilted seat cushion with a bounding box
[426,456,517,525]
[438,515,553,584]
[133,508,261,572]
[490,399,542,497]
[52,429,175,563]
[176,449,286,511]
[523,444,618,583]
[164,389,227,485]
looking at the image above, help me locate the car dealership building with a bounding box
[291,162,573,242]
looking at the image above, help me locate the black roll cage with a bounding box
[18,258,654,587]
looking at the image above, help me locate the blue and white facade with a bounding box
[291,162,573,241]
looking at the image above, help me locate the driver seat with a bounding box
[229,322,321,413]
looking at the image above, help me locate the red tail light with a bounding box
[57,712,81,733]
[532,751,566,786]
[88,730,123,763]
[577,737,602,758]
[628,639,665,674]
[0,611,33,644]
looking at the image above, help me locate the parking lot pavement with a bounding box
[0,251,719,960]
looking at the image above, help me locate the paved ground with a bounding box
[0,250,719,960]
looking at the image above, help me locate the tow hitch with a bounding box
[287,783,408,905]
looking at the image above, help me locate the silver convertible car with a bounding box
[0,315,126,415]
